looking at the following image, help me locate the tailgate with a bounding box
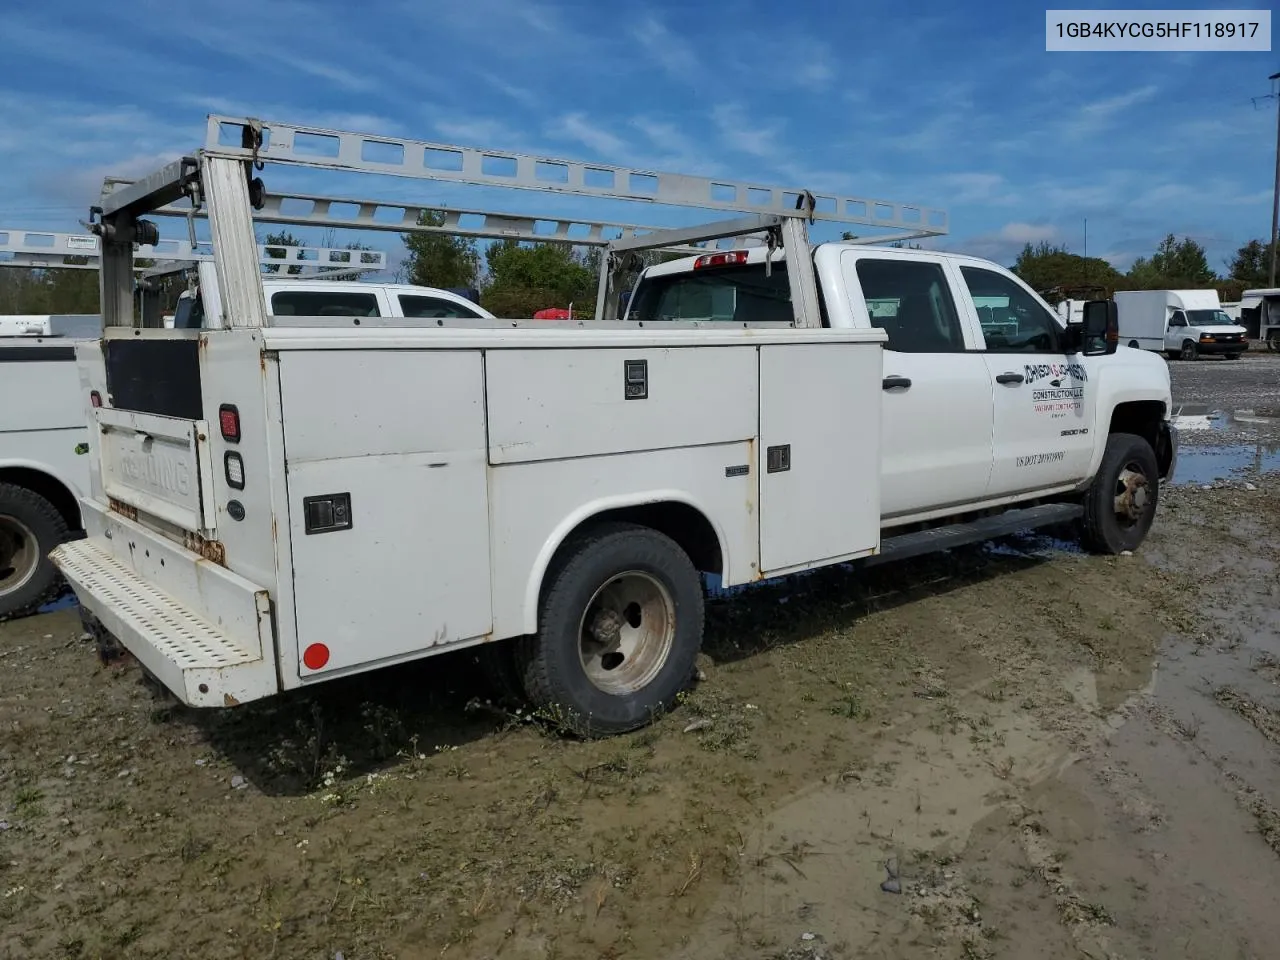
[97,406,218,534]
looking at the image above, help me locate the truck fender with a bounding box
[0,458,86,504]
[518,490,733,636]
[0,457,87,534]
[1083,378,1170,483]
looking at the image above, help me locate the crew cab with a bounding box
[626,244,1175,530]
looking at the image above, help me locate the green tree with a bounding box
[481,239,596,316]
[401,210,480,288]
[1011,242,1122,297]
[0,264,99,314]
[1123,234,1216,289]
[1225,238,1271,289]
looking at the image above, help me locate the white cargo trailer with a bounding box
[50,115,1173,737]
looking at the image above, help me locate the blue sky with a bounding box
[0,0,1276,277]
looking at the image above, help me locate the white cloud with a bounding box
[632,16,698,77]
[941,172,1019,205]
[545,114,628,160]
[1059,84,1159,138]
[711,104,784,160]
[951,222,1062,264]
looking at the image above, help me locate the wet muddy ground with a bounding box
[3,353,1280,960]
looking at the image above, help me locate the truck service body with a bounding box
[50,116,1176,736]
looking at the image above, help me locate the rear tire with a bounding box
[0,482,70,621]
[516,521,704,738]
[1080,432,1159,555]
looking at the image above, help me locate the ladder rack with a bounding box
[100,115,948,239]
[0,228,387,276]
[89,113,949,329]
[147,190,775,253]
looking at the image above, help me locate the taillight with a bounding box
[224,452,245,490]
[90,390,101,408]
[693,250,750,270]
[219,404,240,442]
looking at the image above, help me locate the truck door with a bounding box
[839,251,994,520]
[952,265,1097,495]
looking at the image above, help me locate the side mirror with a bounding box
[1080,299,1117,356]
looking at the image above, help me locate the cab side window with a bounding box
[853,258,965,353]
[270,291,381,317]
[398,295,485,319]
[959,267,1061,353]
[1169,310,1187,327]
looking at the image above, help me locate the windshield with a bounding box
[627,262,792,323]
[1186,309,1233,327]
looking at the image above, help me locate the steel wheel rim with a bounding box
[1112,462,1151,529]
[578,571,676,695]
[0,515,38,596]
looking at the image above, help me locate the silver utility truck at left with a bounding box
[50,115,1175,737]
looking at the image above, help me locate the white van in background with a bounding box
[1114,289,1249,361]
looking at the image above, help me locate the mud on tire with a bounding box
[0,482,71,621]
[515,521,704,738]
[1080,432,1160,555]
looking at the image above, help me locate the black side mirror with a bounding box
[1080,300,1117,356]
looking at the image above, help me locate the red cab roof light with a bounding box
[693,250,751,270]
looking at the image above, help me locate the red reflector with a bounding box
[693,250,750,270]
[90,390,102,408]
[302,644,330,671]
[218,404,240,442]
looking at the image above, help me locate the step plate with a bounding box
[51,538,277,706]
[868,503,1084,567]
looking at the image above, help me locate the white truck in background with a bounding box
[1239,288,1280,351]
[52,115,1176,739]
[0,263,478,619]
[0,320,99,618]
[1114,289,1249,360]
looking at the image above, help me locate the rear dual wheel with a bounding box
[513,521,704,738]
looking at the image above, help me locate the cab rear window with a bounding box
[627,263,792,323]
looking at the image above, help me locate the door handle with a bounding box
[995,372,1024,384]
[882,376,912,390]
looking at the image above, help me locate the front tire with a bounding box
[0,482,70,621]
[516,521,704,738]
[1080,433,1159,555]
[1180,341,1198,361]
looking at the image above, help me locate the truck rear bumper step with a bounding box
[866,503,1084,567]
[50,537,279,707]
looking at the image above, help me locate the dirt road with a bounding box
[3,354,1280,960]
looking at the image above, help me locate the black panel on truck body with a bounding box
[104,338,203,421]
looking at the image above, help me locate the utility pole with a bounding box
[1258,72,1280,287]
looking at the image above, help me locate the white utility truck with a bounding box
[51,116,1176,738]
[0,230,408,619]
[1114,289,1249,360]
[1239,288,1280,351]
